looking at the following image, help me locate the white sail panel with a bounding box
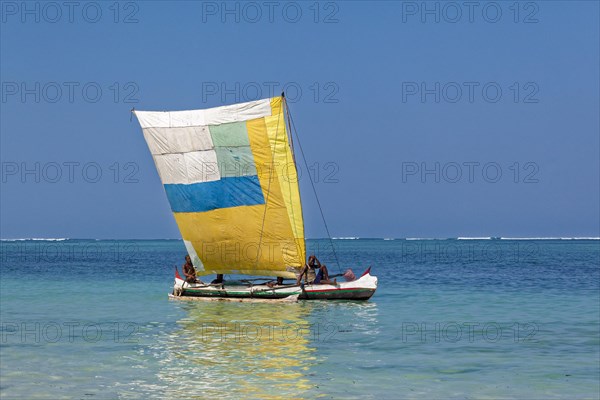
[153,151,221,185]
[135,99,271,129]
[143,126,213,155]
[153,154,188,184]
[184,151,220,183]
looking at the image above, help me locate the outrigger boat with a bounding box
[172,267,377,300]
[133,94,377,300]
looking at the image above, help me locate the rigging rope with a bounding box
[284,100,341,273]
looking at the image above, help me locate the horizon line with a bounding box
[1,237,599,241]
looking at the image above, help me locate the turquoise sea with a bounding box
[1,239,598,399]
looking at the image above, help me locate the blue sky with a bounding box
[1,1,598,239]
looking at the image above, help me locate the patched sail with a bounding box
[134,97,305,277]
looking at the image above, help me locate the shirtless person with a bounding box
[295,255,336,285]
[182,255,202,284]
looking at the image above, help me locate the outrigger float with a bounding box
[133,94,378,301]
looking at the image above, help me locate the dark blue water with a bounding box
[1,239,599,399]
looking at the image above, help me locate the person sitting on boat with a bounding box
[183,255,202,284]
[211,274,225,284]
[267,277,284,288]
[296,255,336,285]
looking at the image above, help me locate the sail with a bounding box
[134,97,305,278]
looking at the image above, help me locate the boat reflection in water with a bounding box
[155,300,317,399]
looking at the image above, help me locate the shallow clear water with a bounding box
[1,239,599,399]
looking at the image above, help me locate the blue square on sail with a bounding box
[164,176,265,213]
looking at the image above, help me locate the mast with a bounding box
[282,92,307,264]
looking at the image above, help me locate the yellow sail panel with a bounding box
[133,96,305,277]
[174,205,301,278]
[265,97,305,263]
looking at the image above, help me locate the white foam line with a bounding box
[501,237,600,240]
[0,238,69,241]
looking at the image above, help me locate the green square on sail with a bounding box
[209,122,250,147]
[215,146,257,178]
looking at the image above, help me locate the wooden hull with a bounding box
[172,273,377,301]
